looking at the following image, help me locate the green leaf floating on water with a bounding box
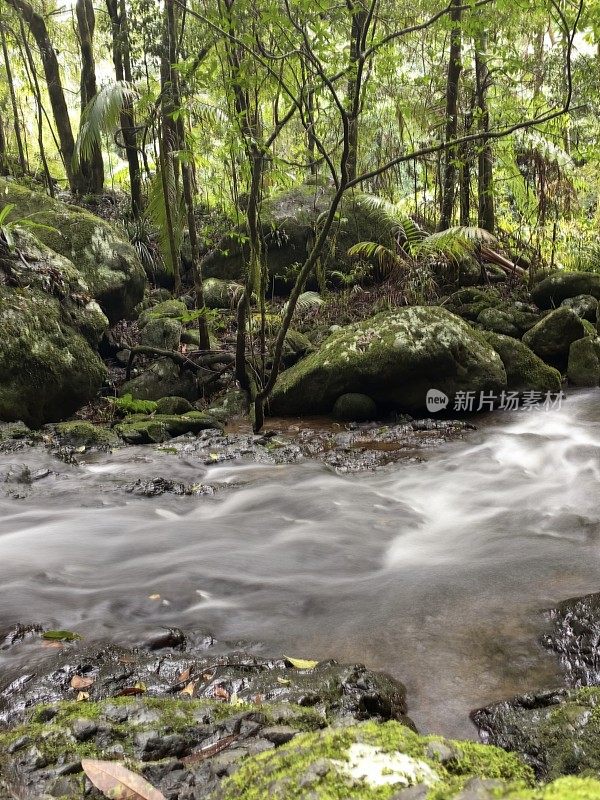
[42,630,82,641]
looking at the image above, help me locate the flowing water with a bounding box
[0,390,599,738]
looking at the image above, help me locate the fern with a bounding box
[283,291,324,314]
[74,81,138,167]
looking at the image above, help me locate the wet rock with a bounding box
[333,393,378,422]
[139,317,182,351]
[522,307,585,367]
[119,358,199,402]
[543,591,600,686]
[260,725,298,745]
[567,337,600,387]
[532,271,600,310]
[270,307,506,416]
[480,331,562,394]
[561,294,599,322]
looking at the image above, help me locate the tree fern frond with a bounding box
[74,81,138,167]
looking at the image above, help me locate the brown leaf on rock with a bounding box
[71,675,94,690]
[177,668,191,684]
[213,685,230,701]
[180,681,196,697]
[81,759,166,800]
[116,681,146,697]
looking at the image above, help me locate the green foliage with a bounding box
[74,81,138,167]
[0,204,60,251]
[146,167,185,276]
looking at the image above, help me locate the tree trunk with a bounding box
[0,112,8,176]
[347,6,367,183]
[1,24,27,174]
[105,0,143,216]
[75,0,104,193]
[438,0,462,231]
[5,0,82,192]
[18,18,54,196]
[475,32,495,233]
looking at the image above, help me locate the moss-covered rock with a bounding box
[521,308,585,367]
[560,294,599,322]
[53,421,118,448]
[442,287,503,321]
[333,393,378,422]
[473,687,600,782]
[531,271,600,310]
[213,720,534,800]
[138,317,182,350]
[138,298,187,328]
[204,184,397,283]
[0,177,145,321]
[269,307,506,417]
[567,337,600,387]
[480,332,562,394]
[119,358,198,402]
[116,412,222,443]
[155,395,194,415]
[204,277,244,308]
[477,307,521,337]
[0,286,107,427]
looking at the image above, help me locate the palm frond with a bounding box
[283,291,324,314]
[74,81,138,167]
[146,167,185,276]
[414,226,495,262]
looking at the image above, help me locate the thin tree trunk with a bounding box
[5,0,82,192]
[18,19,54,196]
[438,0,462,231]
[75,0,104,193]
[106,0,142,216]
[1,25,26,174]
[0,112,8,175]
[346,5,367,183]
[459,95,475,226]
[475,32,495,233]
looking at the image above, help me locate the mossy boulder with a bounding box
[116,412,222,443]
[0,177,145,321]
[481,332,562,394]
[473,687,600,782]
[203,184,397,283]
[521,308,585,367]
[531,271,600,310]
[155,395,194,415]
[567,337,600,387]
[119,358,198,402]
[560,294,599,322]
[138,317,182,350]
[203,277,244,308]
[138,298,187,328]
[0,286,107,427]
[443,287,503,321]
[213,720,534,800]
[53,421,118,448]
[269,307,506,417]
[333,393,378,422]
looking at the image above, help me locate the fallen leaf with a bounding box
[283,655,319,670]
[202,671,214,681]
[148,594,161,601]
[42,640,64,649]
[117,681,146,697]
[180,681,196,697]
[42,630,81,642]
[178,668,191,683]
[276,676,292,686]
[182,734,238,766]
[213,685,229,701]
[77,691,90,702]
[81,758,166,800]
[252,694,264,704]
[71,675,94,690]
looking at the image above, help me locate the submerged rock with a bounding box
[0,178,145,322]
[269,307,506,417]
[531,271,600,310]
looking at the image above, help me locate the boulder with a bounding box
[155,396,194,415]
[203,277,244,308]
[119,358,198,402]
[531,271,600,310]
[543,591,600,686]
[138,317,182,350]
[521,308,585,367]
[269,307,506,416]
[560,294,599,322]
[0,178,145,321]
[333,393,378,421]
[138,299,187,328]
[481,332,562,394]
[567,337,600,387]
[0,286,106,427]
[116,412,222,443]
[203,184,397,283]
[476,306,539,338]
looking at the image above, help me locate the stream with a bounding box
[0,389,598,739]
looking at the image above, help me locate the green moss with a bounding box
[502,776,600,799]
[54,421,117,447]
[116,412,222,443]
[111,393,159,415]
[568,336,600,386]
[480,331,562,393]
[138,299,188,328]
